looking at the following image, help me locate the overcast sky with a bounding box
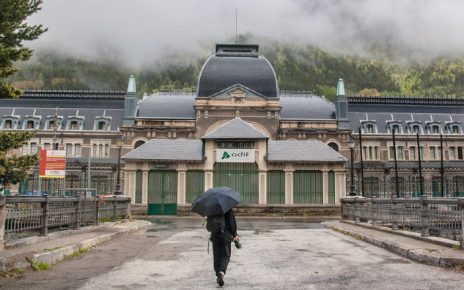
[28,0,464,67]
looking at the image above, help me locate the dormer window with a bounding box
[446,122,461,135]
[94,117,111,131]
[4,120,12,129]
[49,120,56,129]
[66,116,84,130]
[70,121,78,130]
[45,116,62,130]
[361,121,377,134]
[432,125,440,134]
[26,120,34,129]
[412,125,420,134]
[387,122,402,134]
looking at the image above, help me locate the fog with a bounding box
[28,0,464,67]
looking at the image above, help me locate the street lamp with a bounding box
[114,136,123,195]
[347,137,357,196]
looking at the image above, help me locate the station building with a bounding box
[120,44,350,214]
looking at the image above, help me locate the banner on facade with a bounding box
[216,149,255,163]
[39,149,66,178]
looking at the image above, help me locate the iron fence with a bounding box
[2,196,130,242]
[341,196,464,248]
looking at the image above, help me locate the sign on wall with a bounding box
[216,149,255,163]
[39,149,66,178]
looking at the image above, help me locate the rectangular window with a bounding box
[362,146,367,160]
[74,144,81,157]
[458,147,463,160]
[216,141,254,149]
[105,144,109,157]
[392,125,400,134]
[430,146,436,160]
[366,124,374,133]
[44,143,50,150]
[397,146,404,160]
[374,146,378,160]
[409,146,416,160]
[368,146,373,160]
[30,142,38,154]
[432,125,439,134]
[419,146,424,159]
[66,143,73,157]
[93,144,97,157]
[449,147,456,160]
[412,125,420,134]
[452,125,460,134]
[389,146,394,160]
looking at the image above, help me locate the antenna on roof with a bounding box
[235,8,238,44]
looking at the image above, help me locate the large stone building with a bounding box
[2,43,464,215]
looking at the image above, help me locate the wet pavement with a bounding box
[2,217,463,290]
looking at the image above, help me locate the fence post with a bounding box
[113,195,117,222]
[459,198,464,249]
[421,195,430,237]
[74,196,81,230]
[95,196,100,226]
[40,195,50,236]
[391,198,399,230]
[0,196,6,250]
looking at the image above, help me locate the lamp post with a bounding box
[114,137,123,195]
[347,138,357,196]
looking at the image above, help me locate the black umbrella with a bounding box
[191,187,240,217]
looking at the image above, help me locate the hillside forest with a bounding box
[9,37,464,102]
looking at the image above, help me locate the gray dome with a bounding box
[280,94,336,120]
[197,44,278,98]
[137,93,195,119]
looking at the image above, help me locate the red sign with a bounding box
[39,149,66,178]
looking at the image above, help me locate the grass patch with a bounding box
[452,244,461,250]
[63,246,92,261]
[25,257,50,271]
[0,267,25,278]
[99,216,122,223]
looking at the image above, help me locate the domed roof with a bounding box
[280,93,336,120]
[197,44,278,98]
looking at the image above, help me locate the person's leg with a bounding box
[218,242,232,274]
[212,240,221,275]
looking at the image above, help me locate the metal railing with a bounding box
[341,196,464,248]
[1,195,131,243]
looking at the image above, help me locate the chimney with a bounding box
[335,78,349,129]
[123,74,138,126]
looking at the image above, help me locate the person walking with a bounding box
[208,209,240,287]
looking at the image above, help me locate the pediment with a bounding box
[207,84,268,100]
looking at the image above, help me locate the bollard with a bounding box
[0,196,6,250]
[40,195,50,236]
[95,196,100,226]
[420,195,430,237]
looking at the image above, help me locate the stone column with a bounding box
[284,168,294,205]
[204,170,213,191]
[322,170,329,204]
[142,170,148,204]
[177,169,186,205]
[259,171,267,205]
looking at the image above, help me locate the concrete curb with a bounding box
[1,220,151,271]
[322,222,464,268]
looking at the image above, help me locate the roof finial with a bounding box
[336,78,345,96]
[127,74,136,94]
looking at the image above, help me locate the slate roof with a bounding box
[267,140,346,162]
[136,93,195,119]
[280,93,336,120]
[197,44,278,98]
[122,139,203,161]
[0,91,125,131]
[348,97,464,134]
[202,117,268,139]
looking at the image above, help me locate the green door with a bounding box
[135,170,142,203]
[267,170,285,204]
[147,170,177,215]
[213,163,258,204]
[186,170,205,203]
[293,170,323,204]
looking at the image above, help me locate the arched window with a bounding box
[4,120,12,129]
[327,142,339,152]
[134,140,146,149]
